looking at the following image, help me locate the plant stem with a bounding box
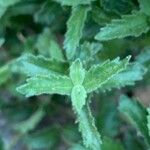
[76,103,102,150]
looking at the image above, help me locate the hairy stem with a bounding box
[76,104,102,150]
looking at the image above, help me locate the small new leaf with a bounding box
[95,12,149,41]
[138,0,150,16]
[83,56,130,93]
[70,59,85,85]
[17,75,73,97]
[71,85,87,113]
[64,6,90,59]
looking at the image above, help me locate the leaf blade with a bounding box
[138,0,150,16]
[119,95,150,146]
[83,56,130,93]
[64,6,90,59]
[70,59,85,85]
[71,85,87,113]
[95,12,149,41]
[12,54,68,76]
[36,28,64,61]
[78,105,102,150]
[0,64,11,85]
[17,75,73,97]
[100,63,146,91]
[54,0,94,6]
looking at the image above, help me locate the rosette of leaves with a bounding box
[16,53,146,150]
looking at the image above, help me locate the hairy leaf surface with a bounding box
[78,106,102,150]
[101,63,146,91]
[95,12,149,41]
[83,56,130,93]
[17,75,73,97]
[13,54,68,76]
[70,59,85,85]
[64,6,90,59]
[71,85,87,113]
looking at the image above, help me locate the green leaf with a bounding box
[49,39,64,61]
[101,0,135,15]
[0,64,11,85]
[14,107,45,134]
[138,0,150,16]
[0,0,21,18]
[78,105,102,150]
[17,75,73,97]
[78,41,103,61]
[71,85,87,113]
[34,1,63,26]
[136,47,150,65]
[70,59,85,85]
[36,28,64,60]
[0,0,20,7]
[83,56,130,93]
[64,6,90,59]
[95,12,149,41]
[0,38,4,47]
[102,137,124,150]
[147,108,150,136]
[54,0,94,6]
[25,127,59,149]
[101,63,146,91]
[92,6,113,26]
[119,95,150,146]
[5,1,39,16]
[97,98,119,137]
[12,54,68,76]
[69,144,86,150]
[0,6,6,18]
